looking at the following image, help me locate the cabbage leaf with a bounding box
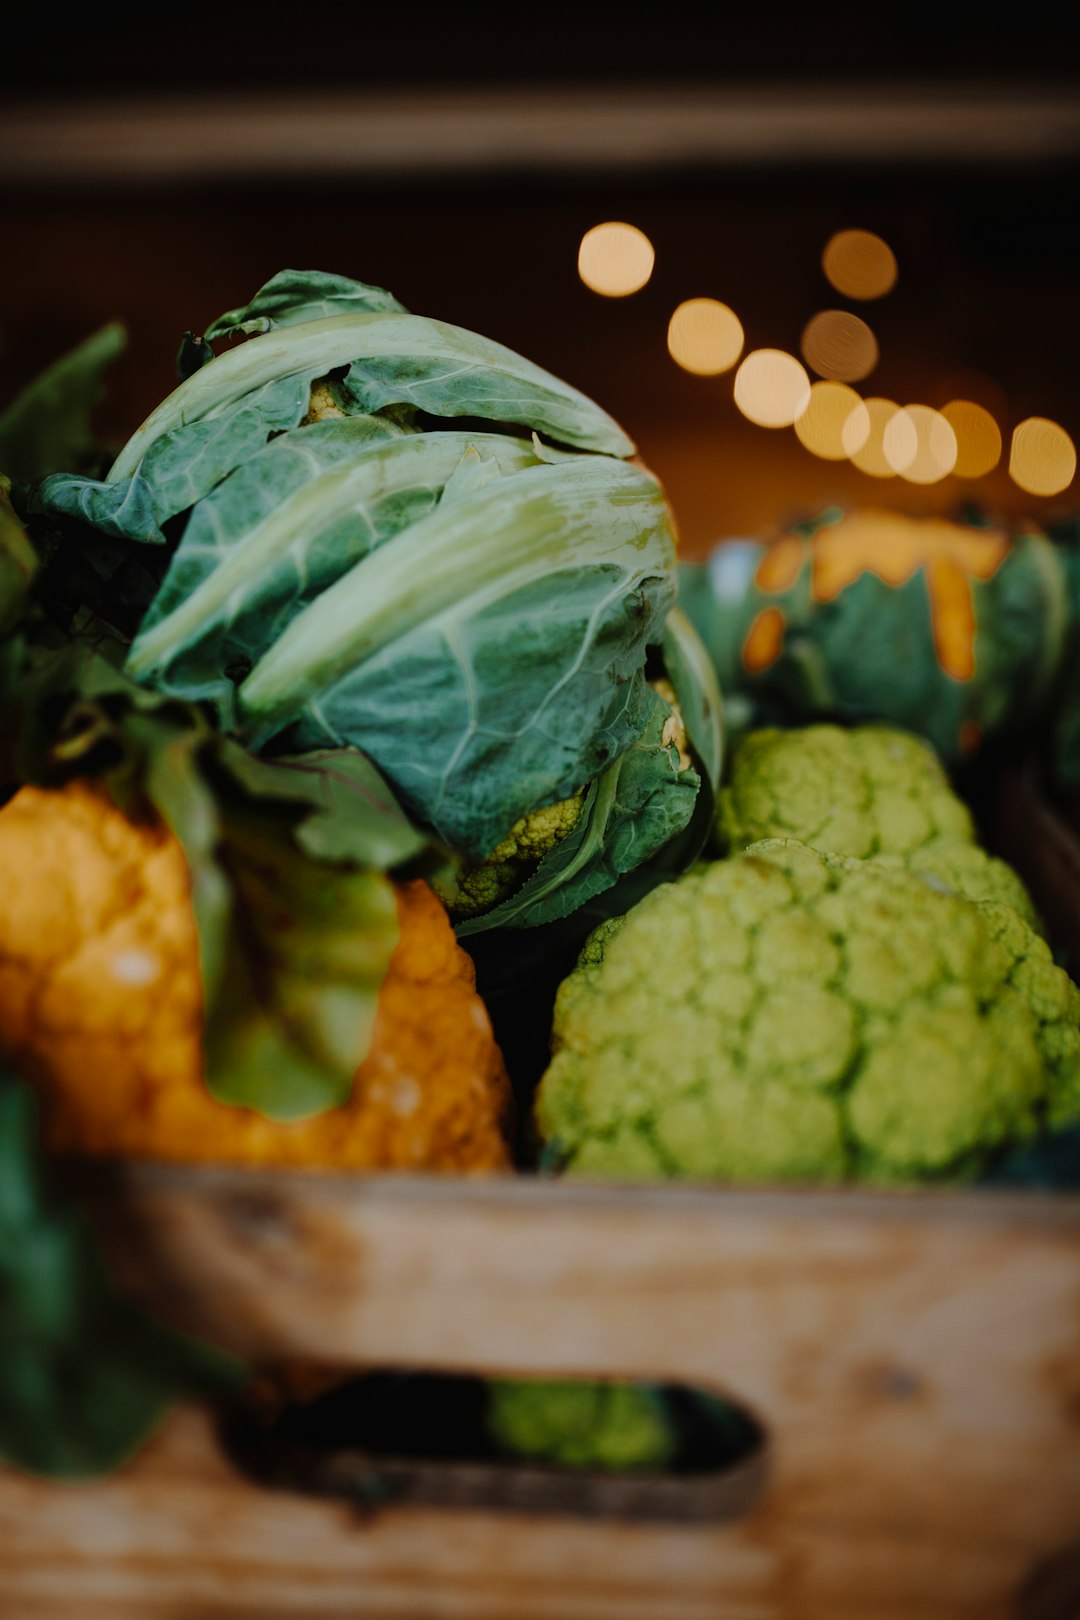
[205,267,406,338]
[456,680,700,933]
[126,422,557,717]
[40,303,632,542]
[235,455,677,855]
[104,310,632,487]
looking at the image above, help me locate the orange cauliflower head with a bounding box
[0,780,512,1170]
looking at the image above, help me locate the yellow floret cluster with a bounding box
[442,791,586,918]
[0,781,511,1170]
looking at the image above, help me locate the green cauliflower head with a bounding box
[536,839,1080,1185]
[486,1378,676,1471]
[716,723,1040,927]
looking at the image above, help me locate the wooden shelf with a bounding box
[2,82,1079,187]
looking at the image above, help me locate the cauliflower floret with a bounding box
[301,377,352,422]
[486,1379,676,1472]
[536,839,1080,1185]
[717,723,1041,927]
[717,724,975,859]
[873,838,1042,933]
[439,791,587,918]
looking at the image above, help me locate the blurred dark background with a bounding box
[3,2,1079,553]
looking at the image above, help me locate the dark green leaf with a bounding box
[204,268,407,339]
[0,323,126,483]
[216,742,429,871]
[0,481,38,636]
[38,463,164,543]
[0,1067,242,1480]
[129,714,232,998]
[114,706,408,1121]
[40,372,318,543]
[123,419,492,719]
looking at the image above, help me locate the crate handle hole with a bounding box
[218,1366,769,1524]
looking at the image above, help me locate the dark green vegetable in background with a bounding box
[679,506,1080,788]
[0,1065,241,1478]
[0,323,126,487]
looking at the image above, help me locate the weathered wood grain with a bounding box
[1,1171,1077,1618]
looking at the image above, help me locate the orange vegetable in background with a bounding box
[679,508,1074,769]
[0,781,512,1171]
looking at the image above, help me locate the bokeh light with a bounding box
[734,349,812,428]
[1010,418,1077,496]
[941,401,1002,478]
[667,298,745,375]
[822,229,898,300]
[934,369,1009,424]
[884,405,958,484]
[800,310,879,383]
[795,382,869,460]
[882,410,918,475]
[844,397,904,477]
[577,222,655,297]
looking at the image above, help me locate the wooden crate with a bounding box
[1,1166,1079,1620]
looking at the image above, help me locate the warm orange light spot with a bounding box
[1009,418,1077,497]
[742,607,787,673]
[800,310,878,383]
[845,397,903,478]
[796,382,869,460]
[578,222,655,297]
[809,509,1010,681]
[885,405,958,484]
[822,230,898,301]
[754,533,806,593]
[667,298,744,375]
[934,370,1009,424]
[959,720,983,757]
[734,350,812,428]
[941,401,1002,479]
